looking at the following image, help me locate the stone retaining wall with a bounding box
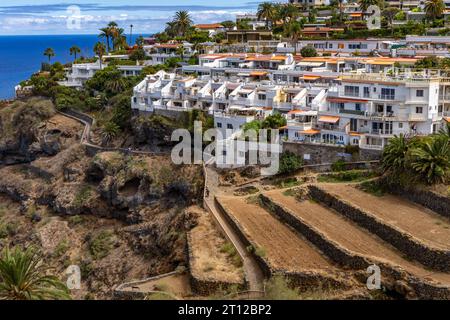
[259,193,450,299]
[214,197,350,293]
[388,185,450,219]
[309,185,450,272]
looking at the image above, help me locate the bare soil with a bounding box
[321,184,450,251]
[216,196,337,273]
[265,190,450,286]
[188,206,245,284]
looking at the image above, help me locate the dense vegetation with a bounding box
[381,127,450,185]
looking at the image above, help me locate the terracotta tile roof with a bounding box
[318,116,340,124]
[195,23,224,29]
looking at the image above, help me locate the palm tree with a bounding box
[112,28,126,50]
[99,27,113,52]
[424,0,445,21]
[172,11,193,37]
[257,2,276,30]
[358,0,381,12]
[382,134,410,172]
[69,46,81,61]
[410,136,450,184]
[94,42,106,69]
[176,45,185,61]
[278,3,299,25]
[43,48,55,63]
[101,121,120,144]
[286,21,303,54]
[383,7,400,32]
[0,246,71,300]
[438,122,450,139]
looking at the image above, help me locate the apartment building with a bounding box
[291,72,443,150]
[144,42,194,66]
[59,62,144,88]
[288,0,329,7]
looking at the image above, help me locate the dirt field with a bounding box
[320,184,450,251]
[265,190,450,286]
[217,196,337,273]
[188,206,244,284]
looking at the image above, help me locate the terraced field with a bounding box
[320,184,450,251]
[216,196,337,273]
[264,190,450,287]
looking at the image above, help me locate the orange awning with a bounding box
[445,117,450,122]
[303,75,321,80]
[318,116,340,124]
[300,129,320,135]
[250,71,268,77]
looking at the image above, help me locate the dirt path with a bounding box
[265,190,450,286]
[217,196,337,273]
[320,184,450,251]
[204,166,265,292]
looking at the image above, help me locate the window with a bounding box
[355,103,361,111]
[398,123,403,128]
[381,88,395,100]
[363,87,370,98]
[416,107,423,113]
[344,85,359,97]
[328,44,333,49]
[217,122,222,128]
[227,123,233,129]
[258,94,266,100]
[416,90,424,97]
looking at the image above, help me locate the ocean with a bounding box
[0,34,115,99]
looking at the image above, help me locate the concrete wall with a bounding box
[283,141,381,164]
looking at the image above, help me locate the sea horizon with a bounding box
[0,33,150,100]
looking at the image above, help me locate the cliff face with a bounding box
[0,98,57,164]
[0,99,204,299]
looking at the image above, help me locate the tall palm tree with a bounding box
[410,136,450,184]
[257,2,276,30]
[0,246,71,300]
[278,3,299,25]
[112,28,126,50]
[165,21,178,38]
[94,42,106,69]
[424,0,445,21]
[43,48,55,63]
[172,11,193,37]
[99,27,113,52]
[286,21,303,54]
[69,45,81,61]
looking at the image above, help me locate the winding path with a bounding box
[59,109,266,297]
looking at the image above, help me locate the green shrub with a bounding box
[89,230,115,260]
[331,159,347,172]
[359,180,386,197]
[278,152,303,174]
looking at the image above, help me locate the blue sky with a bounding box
[0,1,281,35]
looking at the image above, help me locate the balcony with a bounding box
[339,109,366,116]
